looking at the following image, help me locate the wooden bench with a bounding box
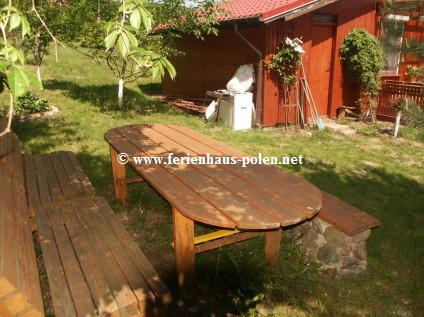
[318,190,381,236]
[24,151,96,217]
[0,127,172,317]
[0,150,44,317]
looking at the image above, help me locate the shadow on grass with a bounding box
[44,79,170,113]
[12,117,80,154]
[137,82,162,96]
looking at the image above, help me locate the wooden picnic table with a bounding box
[104,124,322,288]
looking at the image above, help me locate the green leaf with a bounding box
[105,30,118,51]
[7,66,29,99]
[125,30,138,48]
[130,9,141,30]
[139,7,152,31]
[9,14,21,31]
[21,16,30,37]
[1,6,18,12]
[0,59,10,72]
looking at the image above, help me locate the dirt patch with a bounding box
[362,160,382,168]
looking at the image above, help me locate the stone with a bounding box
[317,245,341,264]
[290,215,372,276]
[324,227,347,249]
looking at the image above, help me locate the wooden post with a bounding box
[172,208,195,290]
[109,145,128,205]
[265,228,282,265]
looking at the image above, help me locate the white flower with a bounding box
[285,37,294,46]
[294,45,305,53]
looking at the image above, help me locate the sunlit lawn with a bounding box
[2,46,423,316]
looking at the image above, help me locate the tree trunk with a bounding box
[37,65,42,82]
[394,110,402,138]
[97,0,101,21]
[118,77,124,108]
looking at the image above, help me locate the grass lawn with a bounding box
[2,46,423,316]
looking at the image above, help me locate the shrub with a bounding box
[340,29,384,122]
[14,91,49,116]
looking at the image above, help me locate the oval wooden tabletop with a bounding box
[105,124,322,230]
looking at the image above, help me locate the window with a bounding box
[381,15,409,73]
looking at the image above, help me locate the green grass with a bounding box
[2,46,424,316]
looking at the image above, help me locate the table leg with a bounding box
[265,228,282,265]
[172,208,195,290]
[109,145,128,205]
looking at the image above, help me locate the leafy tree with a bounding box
[340,28,385,123]
[76,0,227,109]
[0,1,43,137]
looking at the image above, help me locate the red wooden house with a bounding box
[162,0,421,126]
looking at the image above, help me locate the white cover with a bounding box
[226,64,255,94]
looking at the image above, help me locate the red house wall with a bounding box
[162,0,378,126]
[162,27,266,98]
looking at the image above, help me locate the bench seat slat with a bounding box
[61,205,121,317]
[0,166,18,298]
[79,199,156,305]
[42,154,64,203]
[33,155,52,207]
[318,191,381,236]
[24,152,95,212]
[24,155,40,217]
[50,152,75,201]
[47,207,97,316]
[66,152,95,196]
[36,205,77,316]
[95,197,173,309]
[58,151,85,197]
[72,198,140,317]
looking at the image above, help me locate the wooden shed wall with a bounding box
[261,0,378,126]
[162,27,265,98]
[162,0,378,126]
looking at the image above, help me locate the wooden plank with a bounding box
[194,232,263,254]
[3,179,32,315]
[219,163,321,217]
[120,126,279,229]
[109,145,128,206]
[66,152,95,196]
[72,198,139,317]
[14,176,44,315]
[41,154,64,204]
[33,155,52,207]
[166,124,322,213]
[165,124,248,158]
[50,152,75,201]
[265,229,282,265]
[23,155,40,217]
[47,207,96,316]
[105,129,235,228]
[194,164,307,226]
[126,177,144,184]
[61,204,121,317]
[165,163,279,229]
[318,191,381,236]
[95,197,172,310]
[143,124,318,221]
[173,208,195,290]
[0,301,13,317]
[194,229,240,245]
[81,198,156,307]
[147,124,223,157]
[58,152,85,198]
[35,206,77,316]
[0,166,18,298]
